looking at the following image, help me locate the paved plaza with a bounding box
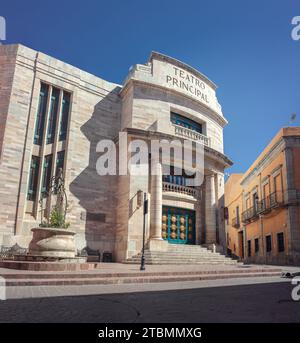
[0,262,299,323]
[0,278,299,323]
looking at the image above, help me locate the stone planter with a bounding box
[28,227,76,258]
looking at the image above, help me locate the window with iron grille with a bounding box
[277,232,285,252]
[247,240,251,257]
[266,235,272,252]
[255,238,259,253]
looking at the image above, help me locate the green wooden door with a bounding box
[162,206,195,244]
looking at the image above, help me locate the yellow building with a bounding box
[225,127,300,265]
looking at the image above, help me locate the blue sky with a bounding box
[2,0,300,174]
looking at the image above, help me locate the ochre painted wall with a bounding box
[225,127,300,265]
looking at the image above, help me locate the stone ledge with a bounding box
[0,260,101,271]
[2,271,282,287]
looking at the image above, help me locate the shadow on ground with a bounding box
[0,282,299,323]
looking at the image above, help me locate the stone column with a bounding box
[205,173,217,244]
[149,162,167,251]
[150,162,163,239]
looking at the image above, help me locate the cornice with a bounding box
[240,137,286,186]
[149,51,217,90]
[117,127,233,168]
[120,78,228,128]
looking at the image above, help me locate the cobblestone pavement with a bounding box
[0,277,299,323]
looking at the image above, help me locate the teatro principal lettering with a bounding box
[166,66,209,104]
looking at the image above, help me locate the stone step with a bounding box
[3,271,281,287]
[168,244,212,252]
[131,253,223,258]
[127,259,232,263]
[136,251,221,255]
[125,261,238,265]
[126,244,237,265]
[0,260,102,272]
[139,249,219,254]
[127,255,236,263]
[167,248,215,253]
[128,256,237,263]
[168,244,217,252]
[127,255,234,261]
[3,267,280,280]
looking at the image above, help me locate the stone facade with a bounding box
[0,44,231,262]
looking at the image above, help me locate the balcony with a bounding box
[232,217,240,228]
[242,191,285,223]
[242,206,259,223]
[162,181,197,197]
[173,124,210,147]
[258,191,285,214]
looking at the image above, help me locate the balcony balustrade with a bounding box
[162,181,197,197]
[173,124,210,146]
[232,217,240,228]
[258,191,284,214]
[242,191,285,223]
[242,206,259,223]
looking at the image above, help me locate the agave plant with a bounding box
[39,168,69,228]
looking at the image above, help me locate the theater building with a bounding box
[225,127,300,265]
[0,44,232,262]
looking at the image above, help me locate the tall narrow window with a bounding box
[27,156,40,201]
[255,238,259,253]
[46,87,60,144]
[277,232,285,252]
[236,205,240,225]
[34,83,49,145]
[266,235,272,252]
[247,240,251,257]
[274,173,283,203]
[55,150,65,177]
[245,197,250,209]
[253,192,258,212]
[59,91,71,141]
[41,154,53,196]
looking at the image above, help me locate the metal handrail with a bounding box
[258,191,284,214]
[242,191,284,222]
[242,206,258,223]
[232,217,240,228]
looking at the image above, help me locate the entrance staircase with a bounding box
[125,244,239,265]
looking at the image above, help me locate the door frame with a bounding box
[162,206,196,244]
